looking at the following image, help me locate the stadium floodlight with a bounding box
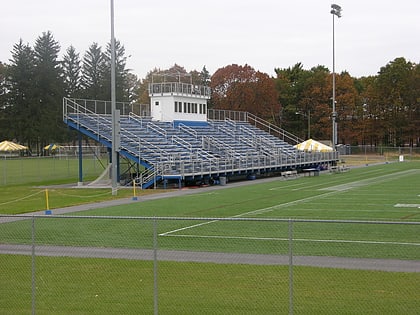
[331,4,342,16]
[330,3,342,149]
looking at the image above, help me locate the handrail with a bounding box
[147,122,167,139]
[202,136,237,159]
[64,98,169,163]
[129,112,145,128]
[224,117,236,128]
[172,135,192,152]
[246,112,304,145]
[218,125,233,136]
[63,97,149,116]
[178,123,198,139]
[207,108,304,145]
[149,82,211,99]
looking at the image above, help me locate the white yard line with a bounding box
[160,169,420,237]
[162,234,420,247]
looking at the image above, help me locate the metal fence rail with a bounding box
[1,215,419,314]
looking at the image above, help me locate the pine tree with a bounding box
[81,43,105,100]
[33,31,65,150]
[102,39,129,101]
[6,40,37,147]
[62,45,82,98]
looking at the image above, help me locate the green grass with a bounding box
[0,156,106,186]
[1,255,419,315]
[0,156,142,214]
[0,185,136,214]
[1,162,419,260]
[1,160,419,313]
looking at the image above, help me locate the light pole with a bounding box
[330,3,342,150]
[110,0,119,195]
[296,109,311,139]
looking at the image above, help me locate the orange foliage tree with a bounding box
[210,64,280,123]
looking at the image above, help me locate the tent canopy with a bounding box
[294,139,333,152]
[44,144,60,150]
[0,140,28,152]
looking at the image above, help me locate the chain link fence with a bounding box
[1,215,419,314]
[0,156,107,186]
[339,145,419,158]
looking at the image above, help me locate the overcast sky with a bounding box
[1,0,419,79]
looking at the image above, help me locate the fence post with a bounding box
[288,219,294,315]
[31,216,36,315]
[153,218,158,315]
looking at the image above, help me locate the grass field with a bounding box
[1,158,419,313]
[0,156,107,186]
[1,255,418,315]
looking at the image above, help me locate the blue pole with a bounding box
[78,132,83,184]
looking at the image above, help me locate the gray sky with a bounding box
[1,0,419,78]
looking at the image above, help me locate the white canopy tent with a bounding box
[294,139,333,152]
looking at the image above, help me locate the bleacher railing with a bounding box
[207,109,304,145]
[149,82,211,99]
[63,98,149,117]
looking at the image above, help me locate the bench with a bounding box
[302,168,320,176]
[281,170,298,178]
[330,165,349,173]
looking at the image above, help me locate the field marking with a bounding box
[322,169,420,192]
[160,189,361,236]
[160,169,420,236]
[284,168,391,192]
[269,167,393,192]
[394,204,420,208]
[269,182,307,191]
[183,192,219,198]
[162,234,420,247]
[159,220,218,236]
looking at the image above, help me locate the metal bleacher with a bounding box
[63,98,339,188]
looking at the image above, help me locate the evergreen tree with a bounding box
[33,31,65,150]
[200,66,211,86]
[0,62,9,138]
[81,42,105,99]
[62,45,82,98]
[6,40,37,147]
[102,39,129,101]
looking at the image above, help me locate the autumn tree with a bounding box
[211,64,279,123]
[275,64,331,139]
[353,75,378,145]
[375,57,419,146]
[333,71,360,145]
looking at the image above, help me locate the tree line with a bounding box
[211,61,419,147]
[0,32,418,153]
[0,31,138,153]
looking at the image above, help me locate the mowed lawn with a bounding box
[1,255,419,315]
[1,160,419,313]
